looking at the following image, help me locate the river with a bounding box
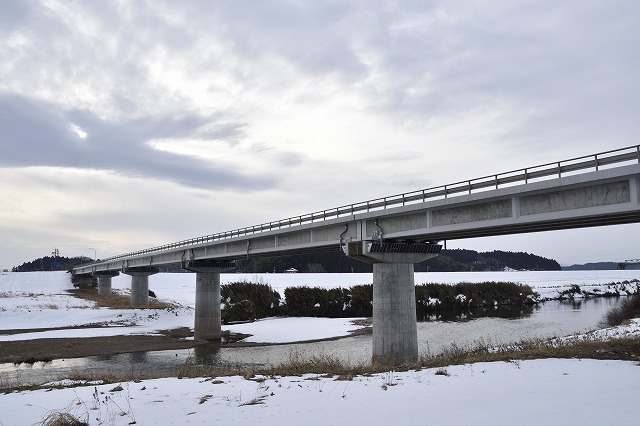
[1,294,625,387]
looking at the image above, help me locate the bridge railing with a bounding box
[92,145,640,264]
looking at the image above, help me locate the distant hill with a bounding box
[415,249,561,272]
[562,262,640,271]
[235,248,561,273]
[12,256,91,272]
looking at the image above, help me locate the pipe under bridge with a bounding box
[73,145,640,365]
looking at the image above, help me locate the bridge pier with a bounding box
[372,262,418,365]
[346,241,441,365]
[93,271,120,295]
[183,260,236,341]
[123,267,158,306]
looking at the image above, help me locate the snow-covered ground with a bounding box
[1,359,638,425]
[1,271,640,425]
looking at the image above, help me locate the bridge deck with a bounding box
[73,146,640,275]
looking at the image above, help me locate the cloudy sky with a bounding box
[1,0,640,269]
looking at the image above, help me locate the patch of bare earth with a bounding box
[67,288,177,309]
[0,327,201,364]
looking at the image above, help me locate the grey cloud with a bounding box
[349,1,640,152]
[0,0,34,33]
[196,122,247,143]
[5,1,640,165]
[0,93,276,190]
[160,1,369,82]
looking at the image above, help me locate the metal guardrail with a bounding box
[92,145,640,264]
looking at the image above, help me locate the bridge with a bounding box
[73,145,640,365]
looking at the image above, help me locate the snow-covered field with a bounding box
[1,270,640,425]
[0,358,638,426]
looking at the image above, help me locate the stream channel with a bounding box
[1,296,623,386]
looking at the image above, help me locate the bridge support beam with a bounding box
[123,267,158,306]
[346,241,441,365]
[93,271,119,296]
[183,260,236,341]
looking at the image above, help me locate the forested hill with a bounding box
[422,249,561,272]
[13,249,561,273]
[234,248,560,273]
[12,256,91,272]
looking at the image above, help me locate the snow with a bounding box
[1,270,640,425]
[561,318,640,342]
[227,317,365,343]
[1,359,638,425]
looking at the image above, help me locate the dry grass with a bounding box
[68,288,176,309]
[165,335,640,382]
[601,294,640,327]
[38,410,88,426]
[4,336,639,394]
[418,336,640,370]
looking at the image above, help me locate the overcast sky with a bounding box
[2,0,640,269]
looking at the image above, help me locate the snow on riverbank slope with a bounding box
[1,358,638,425]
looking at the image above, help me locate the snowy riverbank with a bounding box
[1,358,639,426]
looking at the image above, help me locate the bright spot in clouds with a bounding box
[70,123,87,140]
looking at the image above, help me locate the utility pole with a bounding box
[51,248,59,270]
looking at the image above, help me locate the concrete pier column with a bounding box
[98,276,112,295]
[345,240,441,365]
[183,260,236,341]
[94,271,119,296]
[372,262,418,365]
[123,267,158,306]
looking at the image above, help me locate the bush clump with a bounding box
[221,281,280,323]
[601,293,640,327]
[416,281,537,311]
[218,281,536,319]
[279,281,535,318]
[283,286,350,317]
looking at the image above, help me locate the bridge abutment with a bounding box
[346,241,441,365]
[123,267,158,306]
[183,260,236,341]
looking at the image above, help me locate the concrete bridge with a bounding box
[73,145,640,365]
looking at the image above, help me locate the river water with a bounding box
[1,296,623,387]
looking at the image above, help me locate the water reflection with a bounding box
[417,304,536,322]
[129,351,149,364]
[192,342,222,364]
